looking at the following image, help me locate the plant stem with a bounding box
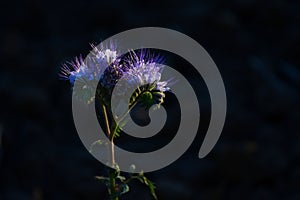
[101,104,118,200]
[115,97,139,126]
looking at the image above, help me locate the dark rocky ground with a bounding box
[0,0,299,199]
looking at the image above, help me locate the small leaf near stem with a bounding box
[125,173,158,200]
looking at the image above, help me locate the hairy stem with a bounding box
[101,104,118,200]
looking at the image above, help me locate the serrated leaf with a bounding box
[144,178,157,200]
[114,125,122,138]
[138,174,158,200]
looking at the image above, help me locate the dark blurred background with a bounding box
[0,0,299,199]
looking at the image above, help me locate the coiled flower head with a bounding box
[122,50,171,109]
[60,43,172,108]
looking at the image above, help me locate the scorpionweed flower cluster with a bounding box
[60,41,171,200]
[60,43,171,108]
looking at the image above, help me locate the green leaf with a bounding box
[114,125,122,138]
[133,173,158,200]
[142,176,157,200]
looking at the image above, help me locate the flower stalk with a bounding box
[101,104,118,200]
[60,44,170,200]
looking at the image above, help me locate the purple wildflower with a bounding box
[60,43,171,107]
[60,44,119,85]
[121,50,171,108]
[59,43,121,104]
[123,50,170,93]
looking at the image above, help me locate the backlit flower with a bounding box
[60,43,172,107]
[122,50,171,108]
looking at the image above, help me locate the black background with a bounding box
[0,0,299,199]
